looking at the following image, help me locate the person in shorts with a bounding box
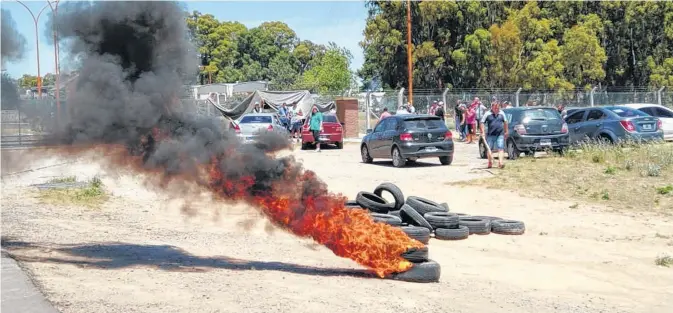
[480,102,509,169]
[309,106,323,152]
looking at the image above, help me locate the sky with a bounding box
[0,0,368,79]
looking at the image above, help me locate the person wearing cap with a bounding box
[253,101,262,113]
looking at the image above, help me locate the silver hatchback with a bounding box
[235,113,289,143]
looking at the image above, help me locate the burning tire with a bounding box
[370,213,402,226]
[344,200,363,209]
[355,192,394,213]
[405,196,446,215]
[400,204,433,230]
[435,226,469,240]
[491,220,526,235]
[389,260,441,283]
[458,217,491,235]
[373,183,405,210]
[400,246,428,263]
[400,226,430,244]
[423,212,459,229]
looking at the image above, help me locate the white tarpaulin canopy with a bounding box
[212,90,335,120]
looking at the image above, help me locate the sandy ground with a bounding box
[2,142,673,313]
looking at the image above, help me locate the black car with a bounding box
[479,107,569,160]
[360,115,454,167]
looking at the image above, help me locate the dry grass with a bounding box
[460,142,673,213]
[47,176,77,183]
[38,177,109,208]
[655,254,673,267]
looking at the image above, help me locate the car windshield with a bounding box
[607,107,649,117]
[522,109,561,121]
[403,118,445,130]
[239,115,272,123]
[323,115,338,123]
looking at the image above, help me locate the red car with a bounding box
[301,113,344,149]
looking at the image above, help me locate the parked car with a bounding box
[481,107,570,160]
[360,115,454,167]
[622,103,673,141]
[563,106,663,144]
[301,113,344,149]
[234,113,289,143]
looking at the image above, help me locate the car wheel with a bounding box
[554,146,568,156]
[478,140,487,159]
[335,141,343,149]
[439,155,452,165]
[301,143,309,150]
[391,147,406,168]
[361,145,373,163]
[507,140,519,160]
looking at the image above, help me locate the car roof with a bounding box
[621,103,661,109]
[504,106,557,111]
[395,114,440,120]
[241,113,276,117]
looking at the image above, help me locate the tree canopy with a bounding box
[360,0,673,91]
[186,11,353,93]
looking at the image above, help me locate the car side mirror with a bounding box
[366,129,373,134]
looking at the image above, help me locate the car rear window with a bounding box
[522,109,561,121]
[403,118,445,129]
[240,115,272,123]
[323,115,338,123]
[607,107,649,117]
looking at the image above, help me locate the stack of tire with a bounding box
[344,182,526,283]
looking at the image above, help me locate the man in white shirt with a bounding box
[396,105,409,115]
[408,103,416,114]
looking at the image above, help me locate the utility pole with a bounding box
[16,1,51,98]
[48,0,60,123]
[406,0,413,105]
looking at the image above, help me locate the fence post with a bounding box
[398,88,405,108]
[658,86,666,106]
[590,86,598,107]
[515,88,522,107]
[365,91,372,132]
[442,88,449,112]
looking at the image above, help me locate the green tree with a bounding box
[298,44,352,93]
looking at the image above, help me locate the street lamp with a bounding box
[15,0,51,98]
[47,0,60,122]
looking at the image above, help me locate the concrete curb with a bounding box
[1,252,60,313]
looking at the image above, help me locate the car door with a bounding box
[652,107,673,137]
[380,117,399,157]
[369,119,389,158]
[565,110,587,143]
[578,109,607,140]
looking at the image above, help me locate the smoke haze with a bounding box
[1,9,27,110]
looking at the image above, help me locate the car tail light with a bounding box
[267,125,273,131]
[657,119,662,130]
[444,130,453,141]
[514,124,526,135]
[233,123,241,134]
[336,124,342,132]
[400,133,413,141]
[619,120,636,132]
[561,123,568,134]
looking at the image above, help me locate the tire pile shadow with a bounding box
[1,237,375,279]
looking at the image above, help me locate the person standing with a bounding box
[309,106,324,152]
[465,105,477,144]
[396,104,409,115]
[408,103,416,114]
[252,101,263,113]
[379,107,391,120]
[480,102,509,169]
[454,100,463,137]
[434,101,445,123]
[278,102,289,130]
[290,104,304,142]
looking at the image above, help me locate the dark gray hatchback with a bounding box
[480,107,570,160]
[361,115,454,167]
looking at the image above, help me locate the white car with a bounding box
[622,103,673,141]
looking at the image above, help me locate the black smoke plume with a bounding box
[52,1,296,193]
[1,9,27,110]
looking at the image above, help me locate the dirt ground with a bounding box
[2,142,673,313]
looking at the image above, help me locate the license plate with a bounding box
[642,124,652,130]
[245,137,254,142]
[425,147,438,152]
[540,139,551,146]
[319,136,329,141]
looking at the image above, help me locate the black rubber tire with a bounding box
[405,196,446,216]
[458,217,491,235]
[479,138,488,159]
[435,226,470,240]
[388,210,401,218]
[373,183,405,210]
[389,260,441,283]
[370,213,403,226]
[344,200,363,209]
[400,204,433,230]
[401,226,431,244]
[423,212,459,229]
[439,155,452,165]
[400,246,428,263]
[335,141,343,149]
[361,145,373,163]
[392,147,406,168]
[454,213,470,217]
[439,202,449,211]
[507,139,519,160]
[356,192,394,213]
[469,216,503,222]
[491,219,526,235]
